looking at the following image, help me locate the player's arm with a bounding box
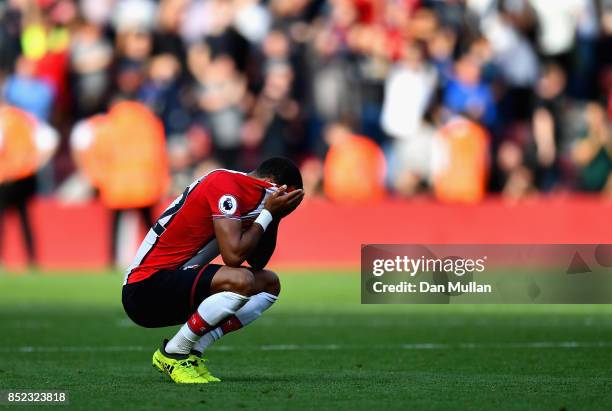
[246,187,304,269]
[214,218,266,267]
[214,187,303,267]
[246,220,279,270]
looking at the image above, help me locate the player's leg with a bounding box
[193,269,280,354]
[109,209,121,267]
[16,176,37,266]
[164,266,255,355]
[151,265,255,383]
[137,206,154,231]
[16,200,36,266]
[0,181,6,267]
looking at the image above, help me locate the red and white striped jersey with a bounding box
[124,169,275,284]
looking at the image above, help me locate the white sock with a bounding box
[193,292,278,353]
[165,291,250,355]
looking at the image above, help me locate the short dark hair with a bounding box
[254,157,303,189]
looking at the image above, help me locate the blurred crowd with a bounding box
[1,0,612,203]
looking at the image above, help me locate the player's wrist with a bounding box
[254,209,274,231]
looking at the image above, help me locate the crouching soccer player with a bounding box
[121,158,304,383]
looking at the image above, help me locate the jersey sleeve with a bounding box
[206,172,244,219]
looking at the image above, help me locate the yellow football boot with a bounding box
[190,353,221,382]
[152,340,209,384]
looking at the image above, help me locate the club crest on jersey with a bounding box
[219,194,238,215]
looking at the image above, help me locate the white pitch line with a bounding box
[398,341,612,350]
[114,317,612,328]
[1,341,612,354]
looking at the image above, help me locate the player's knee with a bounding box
[257,270,281,296]
[224,268,255,296]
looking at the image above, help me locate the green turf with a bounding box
[1,271,612,411]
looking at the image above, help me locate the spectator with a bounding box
[70,101,169,266]
[323,123,386,203]
[571,103,612,192]
[433,116,490,203]
[477,1,539,121]
[381,40,438,197]
[243,62,302,168]
[154,0,188,62]
[529,63,567,191]
[529,0,582,69]
[69,21,113,119]
[111,0,157,34]
[4,56,55,120]
[20,0,73,113]
[195,56,247,168]
[0,4,22,75]
[427,27,456,82]
[204,0,251,72]
[497,138,535,199]
[0,104,59,267]
[139,53,187,135]
[443,53,497,129]
[234,0,272,44]
[381,41,437,141]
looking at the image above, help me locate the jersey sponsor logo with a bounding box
[218,194,238,216]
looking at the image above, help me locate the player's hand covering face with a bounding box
[264,185,304,218]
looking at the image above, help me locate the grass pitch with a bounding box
[1,271,612,410]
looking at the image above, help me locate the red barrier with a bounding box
[1,196,611,270]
